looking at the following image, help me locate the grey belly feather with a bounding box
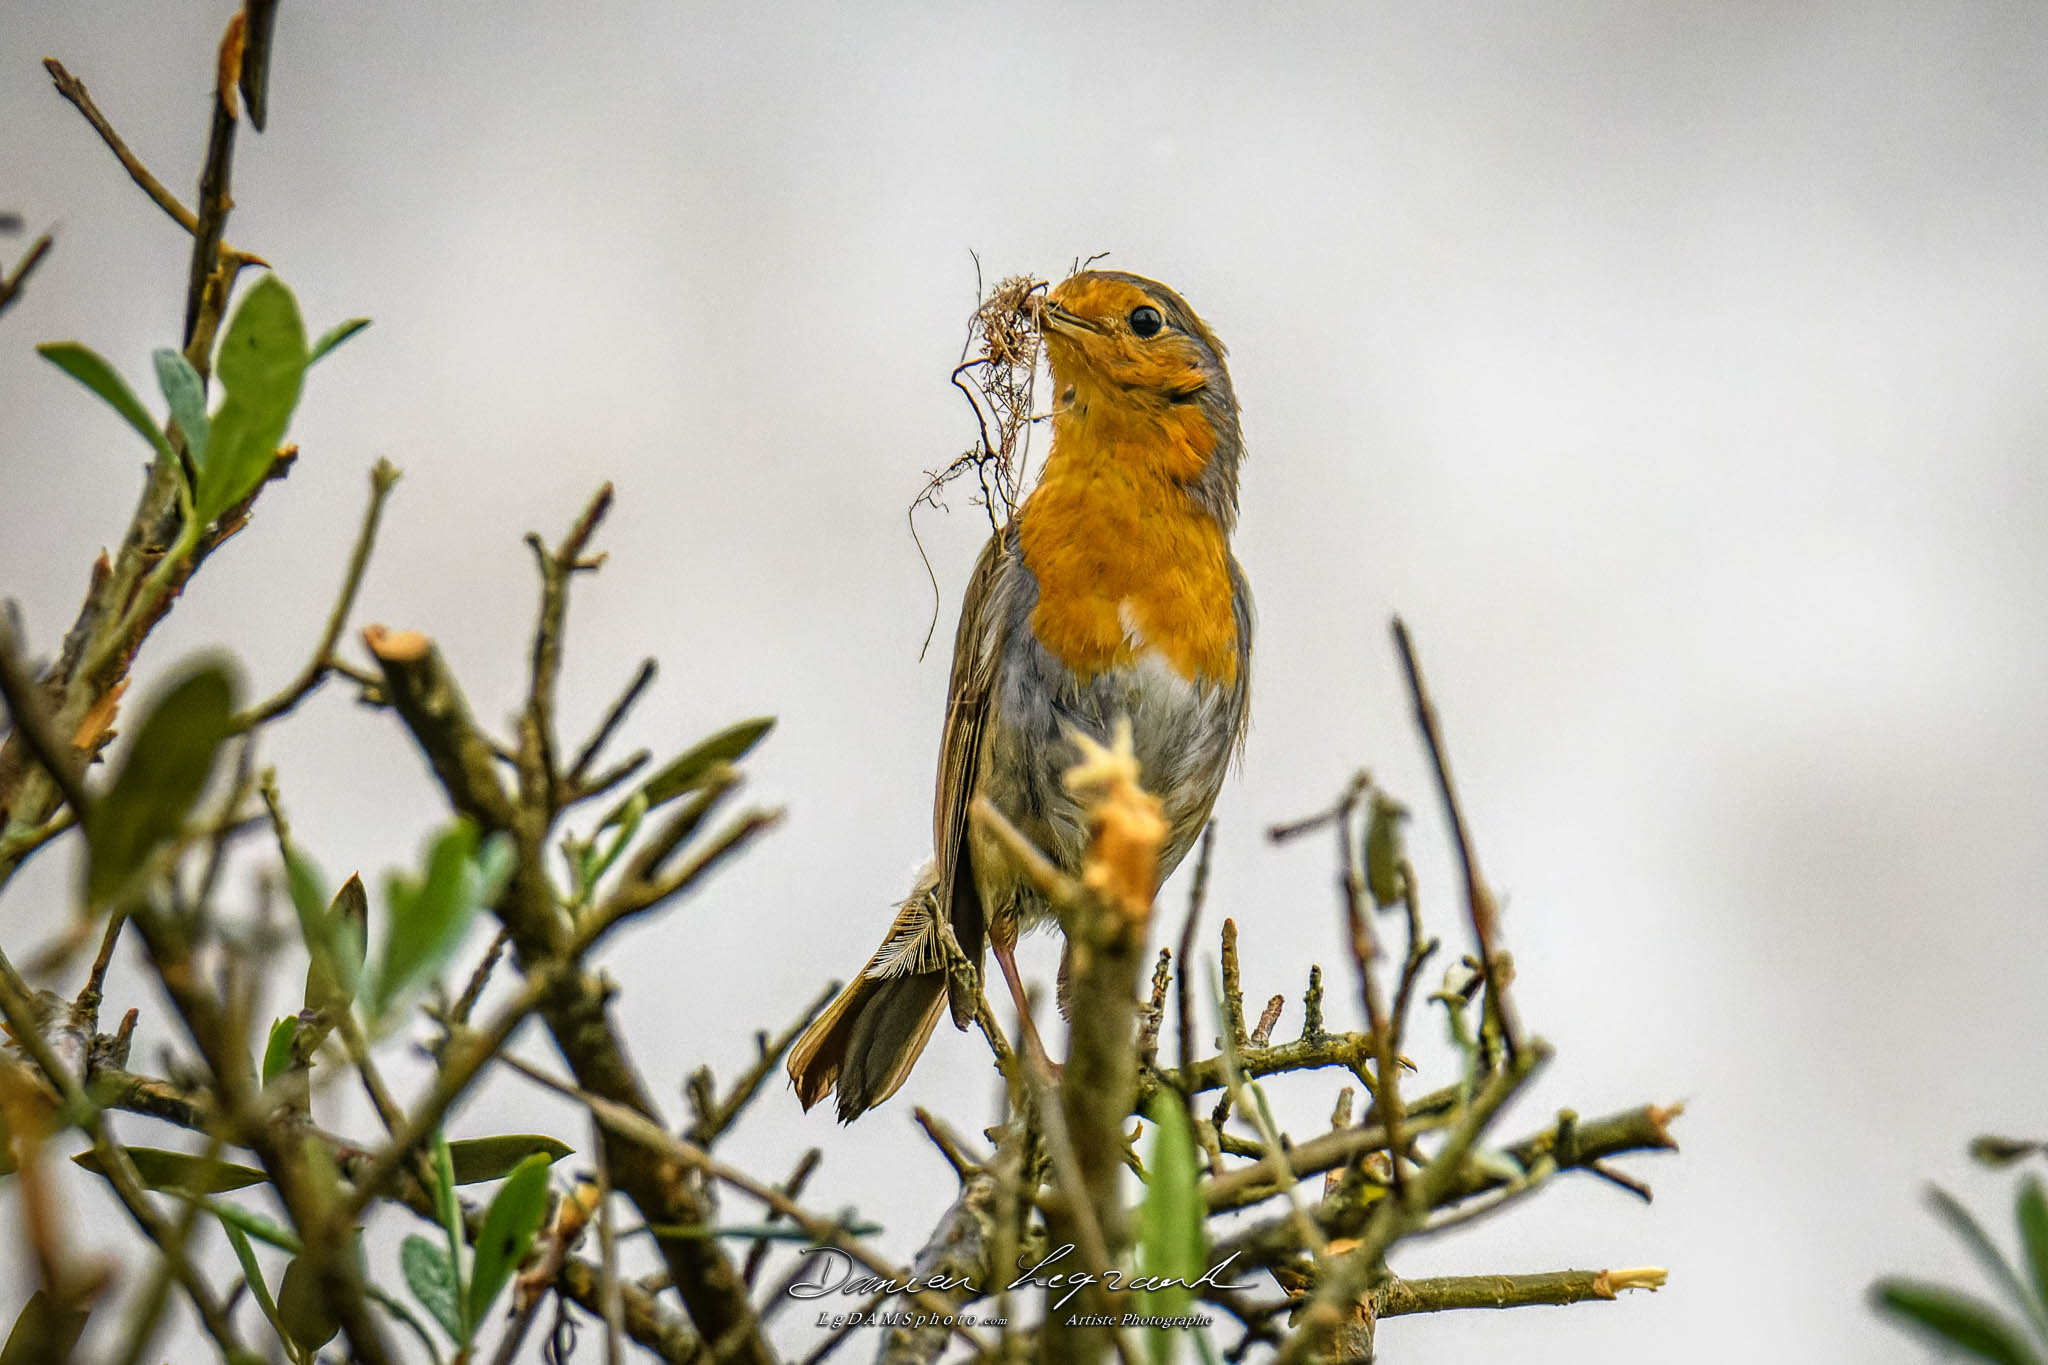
[971,561,1250,934]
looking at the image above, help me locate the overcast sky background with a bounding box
[7,2,2048,1361]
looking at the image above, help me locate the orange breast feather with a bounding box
[1018,395,1238,686]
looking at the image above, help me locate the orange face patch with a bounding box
[1041,275,1220,407]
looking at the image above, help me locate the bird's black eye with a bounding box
[1128,305,1164,338]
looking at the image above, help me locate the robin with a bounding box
[787,270,1251,1120]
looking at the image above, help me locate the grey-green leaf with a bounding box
[73,1146,267,1195]
[433,1129,465,1323]
[152,347,210,465]
[1974,1136,2047,1169]
[198,273,308,525]
[448,1134,573,1185]
[598,716,774,832]
[1929,1185,2041,1331]
[84,659,238,906]
[401,1234,464,1344]
[36,341,176,464]
[261,1016,298,1087]
[206,1200,303,1254]
[370,823,491,1019]
[276,1255,341,1350]
[297,863,367,1018]
[1137,1093,1204,1365]
[218,1216,286,1346]
[0,1289,89,1365]
[1872,1279,2045,1365]
[2018,1176,2048,1331]
[309,317,371,365]
[1362,791,1411,909]
[467,1153,553,1328]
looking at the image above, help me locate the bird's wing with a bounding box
[931,528,1015,1026]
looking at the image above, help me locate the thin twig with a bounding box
[75,909,127,1029]
[1271,1043,1550,1365]
[1250,993,1285,1049]
[592,1114,626,1365]
[523,483,614,813]
[1176,823,1215,1123]
[578,808,784,952]
[40,60,254,266]
[450,927,512,1027]
[0,232,53,322]
[0,957,248,1358]
[1337,785,1407,1203]
[500,1053,989,1355]
[0,619,94,821]
[1391,616,1522,1058]
[1137,948,1172,1068]
[567,658,656,790]
[741,1148,821,1289]
[183,12,246,347]
[1389,860,1437,1053]
[685,981,835,1147]
[1214,980,1324,1257]
[336,975,549,1224]
[234,459,401,730]
[0,807,75,870]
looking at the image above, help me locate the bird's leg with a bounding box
[991,938,1060,1082]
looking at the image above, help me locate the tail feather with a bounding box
[788,972,948,1121]
[787,870,959,1121]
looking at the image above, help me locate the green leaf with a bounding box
[366,1283,447,1365]
[467,1153,553,1328]
[152,347,210,466]
[84,659,238,906]
[73,1146,267,1195]
[1929,1185,2043,1333]
[205,1199,303,1254]
[276,1255,341,1351]
[2018,1176,2048,1334]
[0,1289,89,1365]
[433,1132,464,1299]
[448,1134,573,1185]
[36,341,176,464]
[1362,792,1410,909]
[295,862,367,1018]
[308,317,371,365]
[218,1216,286,1349]
[198,273,308,525]
[1975,1136,2047,1169]
[1137,1093,1205,1365]
[261,1016,299,1088]
[1872,1279,2045,1365]
[369,823,502,1019]
[598,717,774,832]
[400,1234,463,1344]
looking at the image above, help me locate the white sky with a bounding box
[7,2,2048,1361]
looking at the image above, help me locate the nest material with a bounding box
[918,274,1048,531]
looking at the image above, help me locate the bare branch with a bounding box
[1377,1266,1666,1316]
[234,459,401,730]
[1392,617,1523,1058]
[0,232,53,322]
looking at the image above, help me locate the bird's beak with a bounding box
[1040,301,1098,337]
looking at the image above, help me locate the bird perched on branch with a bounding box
[788,270,1252,1120]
